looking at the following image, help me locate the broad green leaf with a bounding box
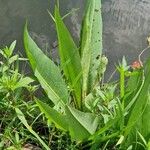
[36,99,100,141]
[80,0,95,97]
[88,0,103,92]
[55,7,82,109]
[80,0,102,96]
[36,99,68,131]
[15,108,50,150]
[66,106,100,140]
[24,24,69,109]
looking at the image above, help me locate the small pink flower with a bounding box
[131,60,142,69]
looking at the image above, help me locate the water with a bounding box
[102,0,150,78]
[0,0,150,77]
[0,0,84,62]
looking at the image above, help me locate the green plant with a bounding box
[24,0,105,142]
[115,44,150,149]
[23,0,150,149]
[0,41,42,149]
[88,50,150,149]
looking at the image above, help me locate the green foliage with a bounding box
[80,0,103,96]
[36,99,68,131]
[36,99,100,141]
[0,40,34,94]
[23,0,150,149]
[55,7,82,109]
[24,24,69,111]
[1,0,150,149]
[15,108,50,150]
[0,41,41,149]
[24,0,104,143]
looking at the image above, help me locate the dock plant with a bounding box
[24,0,104,141]
[23,0,150,149]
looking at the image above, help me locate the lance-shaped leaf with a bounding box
[80,0,95,97]
[36,99,68,131]
[88,0,103,92]
[55,7,82,109]
[36,99,100,141]
[24,24,69,109]
[66,106,100,140]
[80,0,102,96]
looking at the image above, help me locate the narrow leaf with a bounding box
[14,77,34,89]
[125,58,150,138]
[15,108,50,150]
[55,7,82,109]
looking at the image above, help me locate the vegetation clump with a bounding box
[1,0,150,149]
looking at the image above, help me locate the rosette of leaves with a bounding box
[24,0,109,142]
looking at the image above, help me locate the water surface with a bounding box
[1,0,150,77]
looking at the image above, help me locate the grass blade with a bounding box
[124,58,150,142]
[15,108,50,150]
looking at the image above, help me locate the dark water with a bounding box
[102,0,150,78]
[1,0,150,77]
[0,0,83,57]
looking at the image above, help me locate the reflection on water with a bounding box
[1,0,150,77]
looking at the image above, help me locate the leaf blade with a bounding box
[24,24,69,109]
[15,108,50,150]
[55,7,82,109]
[80,0,103,96]
[36,99,68,131]
[66,106,100,140]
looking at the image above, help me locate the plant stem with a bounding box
[120,69,125,128]
[120,69,125,100]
